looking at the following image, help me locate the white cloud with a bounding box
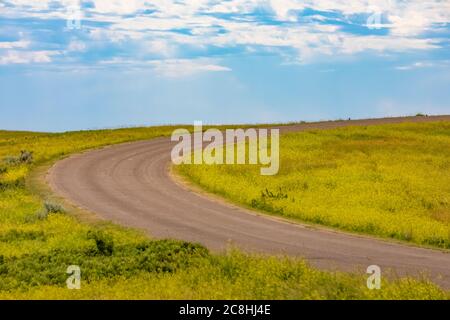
[269,0,305,21]
[0,50,59,64]
[99,57,231,77]
[340,36,439,54]
[150,59,232,77]
[1,0,449,66]
[67,40,86,52]
[395,60,450,71]
[145,39,176,57]
[91,0,144,14]
[0,40,30,49]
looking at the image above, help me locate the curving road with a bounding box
[48,116,450,288]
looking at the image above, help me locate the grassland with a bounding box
[0,125,448,299]
[177,122,450,249]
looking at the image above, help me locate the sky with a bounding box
[0,0,449,132]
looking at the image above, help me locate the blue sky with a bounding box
[0,0,449,132]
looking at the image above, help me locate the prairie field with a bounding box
[178,121,450,249]
[0,125,448,299]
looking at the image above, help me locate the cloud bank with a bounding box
[0,0,449,76]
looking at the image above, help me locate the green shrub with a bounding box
[44,201,65,214]
[32,201,65,221]
[2,150,33,166]
[87,230,115,256]
[19,150,33,164]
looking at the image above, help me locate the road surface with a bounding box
[48,116,450,288]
